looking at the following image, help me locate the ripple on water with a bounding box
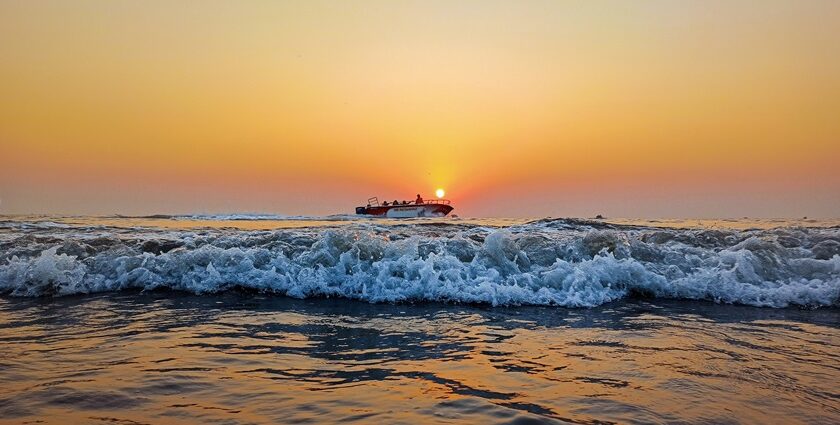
[0,294,838,424]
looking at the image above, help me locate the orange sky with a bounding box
[1,0,838,217]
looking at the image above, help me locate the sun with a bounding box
[435,188,445,198]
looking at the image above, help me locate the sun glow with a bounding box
[435,188,445,198]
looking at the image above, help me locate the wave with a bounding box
[1,219,838,307]
[173,213,365,221]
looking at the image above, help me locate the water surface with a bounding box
[1,294,838,424]
[1,215,839,424]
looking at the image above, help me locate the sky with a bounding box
[1,0,838,218]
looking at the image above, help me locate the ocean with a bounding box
[1,215,838,424]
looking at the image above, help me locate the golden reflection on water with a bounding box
[1,294,838,424]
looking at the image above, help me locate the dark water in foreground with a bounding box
[1,293,838,425]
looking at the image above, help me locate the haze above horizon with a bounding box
[1,0,838,218]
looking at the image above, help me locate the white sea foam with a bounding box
[1,219,838,307]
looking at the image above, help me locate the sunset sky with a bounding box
[1,0,838,217]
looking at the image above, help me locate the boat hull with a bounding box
[356,204,453,218]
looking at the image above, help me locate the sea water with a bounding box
[0,215,838,423]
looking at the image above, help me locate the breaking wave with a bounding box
[1,219,838,307]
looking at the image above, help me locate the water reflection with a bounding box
[1,293,838,424]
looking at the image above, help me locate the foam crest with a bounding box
[1,220,838,307]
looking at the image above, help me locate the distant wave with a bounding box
[130,213,364,221]
[1,218,838,308]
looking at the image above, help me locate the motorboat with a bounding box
[355,196,454,218]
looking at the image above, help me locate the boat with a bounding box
[355,196,454,218]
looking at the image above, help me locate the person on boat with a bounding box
[415,194,423,204]
[383,201,389,206]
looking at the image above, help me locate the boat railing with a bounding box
[364,197,450,206]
